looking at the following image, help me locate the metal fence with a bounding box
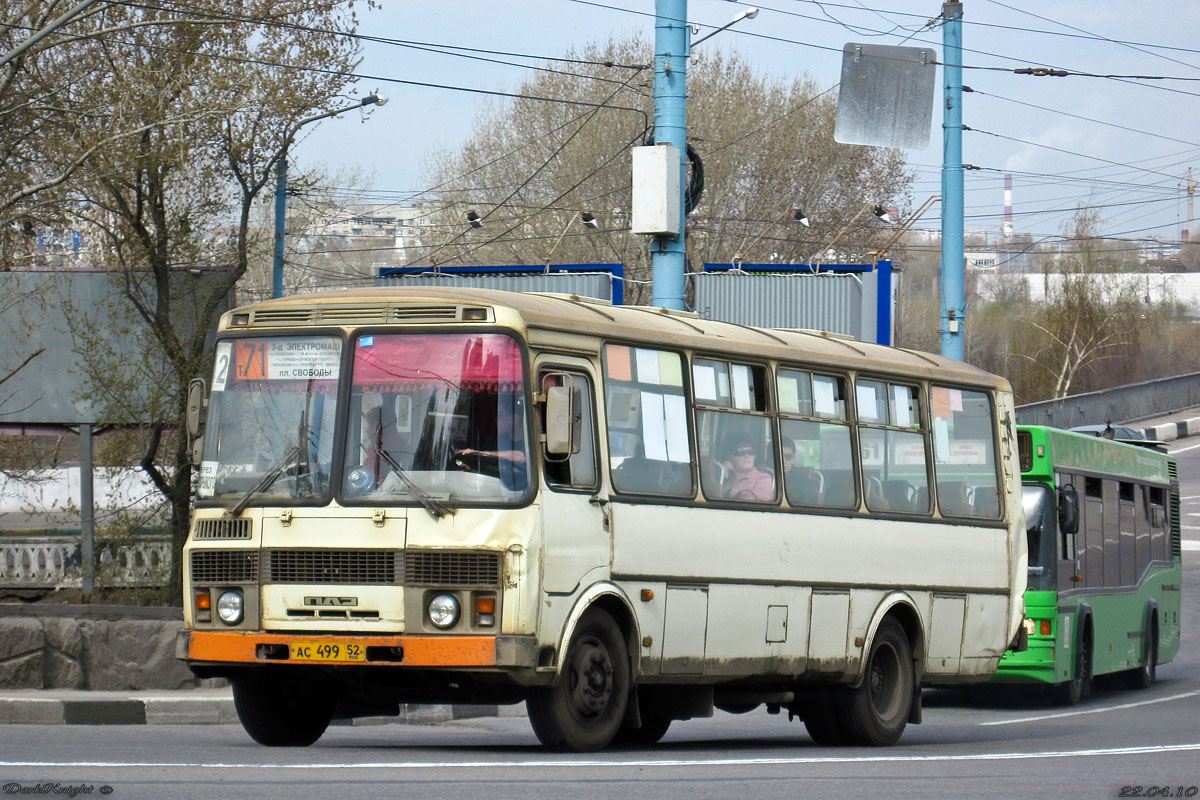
[1014,372,1200,427]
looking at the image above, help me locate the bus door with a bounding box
[536,361,608,594]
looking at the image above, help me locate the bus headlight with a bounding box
[428,593,461,629]
[1023,618,1035,636]
[216,590,244,625]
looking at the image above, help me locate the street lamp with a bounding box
[731,206,808,268]
[272,93,387,299]
[810,202,893,265]
[691,7,759,49]
[870,195,939,262]
[544,211,599,268]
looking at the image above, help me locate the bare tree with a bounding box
[1,1,368,597]
[418,38,912,304]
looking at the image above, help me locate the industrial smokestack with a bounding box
[1002,174,1013,238]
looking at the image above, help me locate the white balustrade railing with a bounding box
[0,535,173,589]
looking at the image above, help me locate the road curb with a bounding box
[1142,416,1200,443]
[0,693,522,726]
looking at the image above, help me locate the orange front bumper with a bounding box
[185,630,497,667]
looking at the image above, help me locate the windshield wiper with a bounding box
[377,448,455,519]
[225,445,301,519]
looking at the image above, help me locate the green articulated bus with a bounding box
[994,425,1182,704]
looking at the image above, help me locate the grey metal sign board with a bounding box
[0,271,227,425]
[834,43,937,150]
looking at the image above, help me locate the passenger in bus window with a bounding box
[781,437,823,506]
[722,438,774,502]
[454,394,528,491]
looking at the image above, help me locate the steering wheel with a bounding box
[454,449,502,478]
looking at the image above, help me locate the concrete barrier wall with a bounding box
[0,605,210,690]
[1015,372,1200,428]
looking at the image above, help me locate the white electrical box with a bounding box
[630,144,681,236]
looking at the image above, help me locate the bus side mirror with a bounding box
[187,378,207,466]
[186,378,207,437]
[1058,484,1079,535]
[545,384,575,456]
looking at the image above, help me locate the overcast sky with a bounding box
[292,0,1200,247]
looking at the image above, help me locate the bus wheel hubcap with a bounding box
[569,638,613,718]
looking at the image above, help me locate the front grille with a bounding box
[191,550,259,584]
[192,518,252,540]
[264,549,401,585]
[405,550,501,587]
[1170,464,1181,557]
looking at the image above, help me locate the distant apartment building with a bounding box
[309,203,434,254]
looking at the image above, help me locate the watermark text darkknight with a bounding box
[3,783,113,797]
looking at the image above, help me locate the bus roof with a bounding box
[1018,424,1173,485]
[224,287,1009,391]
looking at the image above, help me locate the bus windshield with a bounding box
[340,332,531,506]
[1022,484,1057,591]
[197,335,341,504]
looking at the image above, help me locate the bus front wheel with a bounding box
[1129,616,1158,690]
[527,608,630,751]
[843,619,913,746]
[1056,627,1093,706]
[613,713,672,745]
[232,675,335,747]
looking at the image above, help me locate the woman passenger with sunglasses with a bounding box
[721,437,775,502]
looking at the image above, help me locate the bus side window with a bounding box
[931,386,1001,520]
[858,379,929,514]
[540,371,598,491]
[777,369,855,510]
[602,344,693,498]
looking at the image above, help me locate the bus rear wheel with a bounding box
[232,675,335,747]
[843,619,913,746]
[803,693,850,746]
[527,608,630,751]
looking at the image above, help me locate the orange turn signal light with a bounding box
[476,596,495,615]
[1040,619,1052,636]
[195,591,211,610]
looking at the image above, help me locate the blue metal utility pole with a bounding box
[650,0,689,311]
[272,158,287,299]
[940,1,965,359]
[271,94,386,299]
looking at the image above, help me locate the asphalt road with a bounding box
[1,442,1198,800]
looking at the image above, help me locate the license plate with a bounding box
[289,641,366,662]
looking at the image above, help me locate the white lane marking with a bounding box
[3,744,1200,770]
[1183,540,1200,551]
[1168,443,1200,454]
[1181,495,1200,500]
[979,690,1200,727]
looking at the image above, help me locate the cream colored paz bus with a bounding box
[178,287,1027,751]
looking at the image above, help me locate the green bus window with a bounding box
[931,386,1000,519]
